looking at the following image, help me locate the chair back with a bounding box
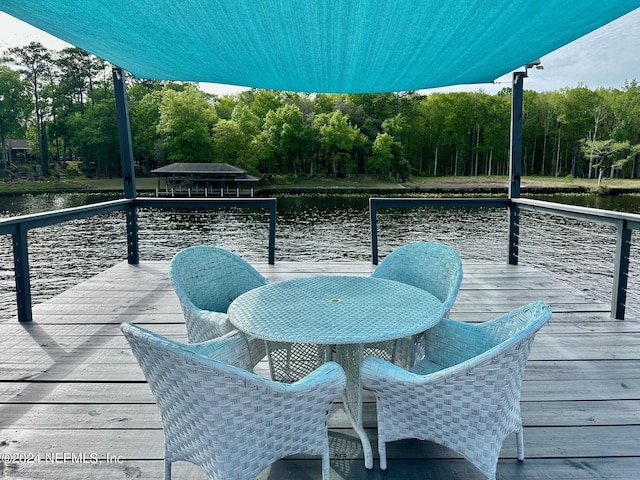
[170,245,267,313]
[476,300,551,361]
[371,242,463,312]
[121,322,344,480]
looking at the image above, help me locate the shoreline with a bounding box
[3,176,640,196]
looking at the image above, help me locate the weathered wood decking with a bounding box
[1,260,639,479]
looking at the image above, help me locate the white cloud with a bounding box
[0,12,71,51]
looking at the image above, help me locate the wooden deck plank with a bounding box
[2,458,640,480]
[2,425,640,461]
[1,398,638,430]
[1,260,639,479]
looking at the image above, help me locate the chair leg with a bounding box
[164,458,172,480]
[379,439,388,470]
[321,452,331,480]
[516,427,525,461]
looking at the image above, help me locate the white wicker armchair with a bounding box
[169,245,268,366]
[361,301,551,479]
[368,241,463,366]
[121,323,346,480]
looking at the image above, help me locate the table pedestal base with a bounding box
[335,343,373,469]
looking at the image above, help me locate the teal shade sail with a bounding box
[1,1,639,93]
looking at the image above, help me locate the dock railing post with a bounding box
[612,219,631,319]
[13,224,32,322]
[113,66,139,264]
[370,198,379,265]
[268,199,276,264]
[508,70,526,265]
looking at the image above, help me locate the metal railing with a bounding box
[512,198,640,319]
[370,196,640,320]
[1,197,277,322]
[369,197,510,264]
[5,192,640,322]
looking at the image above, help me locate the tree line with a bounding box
[2,42,640,183]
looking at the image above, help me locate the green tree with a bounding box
[420,93,448,175]
[612,81,640,177]
[247,89,283,119]
[381,113,411,178]
[4,42,54,175]
[247,130,276,175]
[231,103,261,140]
[369,132,395,176]
[563,86,605,178]
[130,87,164,174]
[212,119,245,163]
[263,103,307,175]
[0,65,32,170]
[66,92,119,177]
[54,48,106,109]
[214,95,236,120]
[157,85,217,163]
[49,48,105,164]
[313,110,363,176]
[580,138,631,184]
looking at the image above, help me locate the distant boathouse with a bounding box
[151,162,260,197]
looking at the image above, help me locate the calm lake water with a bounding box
[2,191,640,320]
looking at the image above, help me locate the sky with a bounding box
[1,7,640,96]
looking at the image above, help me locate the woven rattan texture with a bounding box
[170,245,268,366]
[121,323,346,480]
[361,301,551,479]
[229,276,444,344]
[370,241,463,314]
[368,242,463,365]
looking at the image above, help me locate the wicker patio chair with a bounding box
[169,245,268,366]
[368,241,463,366]
[121,323,347,480]
[361,301,552,479]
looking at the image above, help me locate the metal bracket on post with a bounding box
[509,70,525,200]
[126,204,140,264]
[508,204,520,265]
[113,66,139,264]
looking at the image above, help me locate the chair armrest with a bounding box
[197,360,346,404]
[362,353,494,390]
[185,331,253,370]
[362,355,421,388]
[184,308,233,342]
[286,361,346,394]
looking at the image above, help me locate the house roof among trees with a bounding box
[1,1,638,93]
[4,139,29,150]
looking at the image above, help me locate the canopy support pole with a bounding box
[508,70,526,265]
[113,66,139,264]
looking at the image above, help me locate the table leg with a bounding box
[335,343,373,469]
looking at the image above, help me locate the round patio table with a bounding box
[228,275,445,469]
